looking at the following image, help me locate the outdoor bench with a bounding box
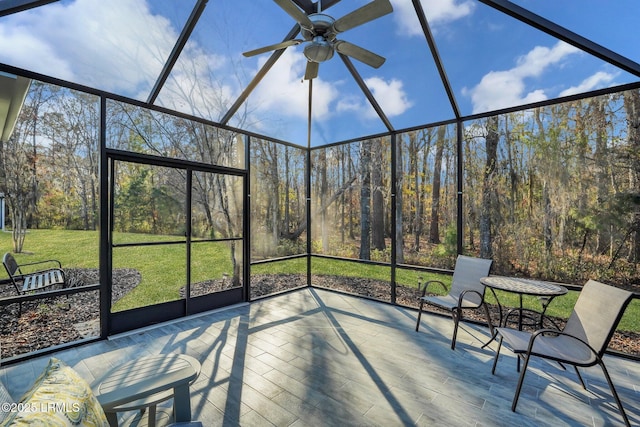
[2,252,66,295]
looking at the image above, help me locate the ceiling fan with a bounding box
[243,0,393,80]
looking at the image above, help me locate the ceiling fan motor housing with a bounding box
[301,13,337,63]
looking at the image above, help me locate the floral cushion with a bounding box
[1,357,108,426]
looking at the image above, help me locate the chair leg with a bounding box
[415,300,425,332]
[491,336,503,375]
[573,366,586,389]
[450,308,460,350]
[511,353,532,412]
[598,361,631,427]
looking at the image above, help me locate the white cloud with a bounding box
[332,76,412,119]
[0,26,75,80]
[391,0,475,37]
[512,42,579,78]
[364,76,413,117]
[250,49,339,122]
[248,50,413,124]
[336,95,362,114]
[463,41,581,113]
[0,0,240,121]
[0,0,177,96]
[559,71,617,97]
[0,0,410,130]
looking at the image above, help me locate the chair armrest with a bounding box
[17,259,62,271]
[526,329,599,358]
[419,279,447,297]
[457,289,484,306]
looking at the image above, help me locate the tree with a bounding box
[359,139,372,260]
[41,89,100,230]
[395,139,404,263]
[480,116,498,259]
[318,148,329,252]
[623,90,640,262]
[371,138,386,251]
[429,126,446,244]
[0,81,53,251]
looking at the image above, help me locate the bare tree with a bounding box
[371,138,386,251]
[0,81,53,251]
[480,116,499,259]
[395,139,404,263]
[623,90,640,262]
[359,139,372,260]
[429,126,446,244]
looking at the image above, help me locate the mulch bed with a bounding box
[0,269,140,358]
[1,271,638,359]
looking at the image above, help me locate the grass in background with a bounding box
[1,229,637,331]
[0,229,99,269]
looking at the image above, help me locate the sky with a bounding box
[0,0,638,147]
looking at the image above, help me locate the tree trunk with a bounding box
[319,149,329,252]
[429,126,445,244]
[359,140,372,260]
[413,133,423,252]
[340,145,346,244]
[592,97,609,254]
[371,139,386,251]
[480,116,498,259]
[624,89,640,262]
[533,109,553,258]
[348,147,355,240]
[282,175,356,240]
[284,146,291,236]
[395,140,404,264]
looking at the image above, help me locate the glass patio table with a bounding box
[480,276,568,332]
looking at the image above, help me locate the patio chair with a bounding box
[415,255,494,350]
[491,279,633,427]
[2,252,67,315]
[3,252,66,295]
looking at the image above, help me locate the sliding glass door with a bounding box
[108,154,245,334]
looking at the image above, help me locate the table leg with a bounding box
[147,404,157,427]
[489,288,504,327]
[517,294,524,330]
[106,411,118,427]
[538,296,562,329]
[173,384,192,422]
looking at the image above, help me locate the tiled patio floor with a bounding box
[1,288,638,426]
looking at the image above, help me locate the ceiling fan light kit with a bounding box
[244,0,393,79]
[304,36,334,62]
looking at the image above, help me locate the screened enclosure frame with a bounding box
[1,0,640,359]
[0,65,639,362]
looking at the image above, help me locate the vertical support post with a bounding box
[99,95,111,339]
[185,170,192,314]
[390,133,397,304]
[244,134,251,302]
[306,79,313,286]
[456,120,464,255]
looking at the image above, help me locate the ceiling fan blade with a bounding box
[274,0,313,29]
[243,39,303,57]
[332,0,393,33]
[304,61,319,80]
[334,41,385,68]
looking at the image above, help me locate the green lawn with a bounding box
[1,229,638,331]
